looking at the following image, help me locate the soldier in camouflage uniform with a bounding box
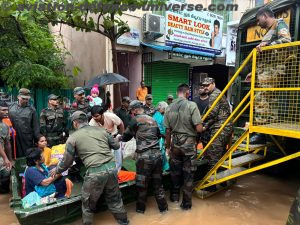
[0,101,13,193]
[143,94,156,117]
[248,6,292,144]
[70,87,91,116]
[202,78,232,178]
[164,84,203,210]
[40,94,68,147]
[256,7,291,52]
[50,111,128,225]
[122,100,168,214]
[286,188,300,225]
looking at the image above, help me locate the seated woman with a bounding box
[25,148,66,198]
[36,135,52,167]
[37,134,65,168]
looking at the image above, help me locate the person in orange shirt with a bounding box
[136,81,148,102]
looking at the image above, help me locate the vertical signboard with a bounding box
[226,24,237,67]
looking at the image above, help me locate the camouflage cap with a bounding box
[48,94,59,100]
[201,77,215,85]
[167,95,174,100]
[18,88,31,99]
[122,96,131,103]
[145,94,153,100]
[70,111,87,122]
[128,100,143,110]
[73,87,85,95]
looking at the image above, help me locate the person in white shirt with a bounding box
[90,105,125,172]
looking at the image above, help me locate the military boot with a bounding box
[170,190,180,202]
[117,218,130,225]
[136,202,145,214]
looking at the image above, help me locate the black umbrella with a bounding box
[85,73,129,88]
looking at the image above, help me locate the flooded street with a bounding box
[2,173,298,225]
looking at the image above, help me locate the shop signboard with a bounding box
[165,0,224,54]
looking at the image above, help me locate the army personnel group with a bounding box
[0,75,232,225]
[0,5,298,225]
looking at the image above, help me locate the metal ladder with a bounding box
[194,41,300,198]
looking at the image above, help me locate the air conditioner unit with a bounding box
[143,14,165,40]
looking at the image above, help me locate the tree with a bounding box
[4,0,164,106]
[0,16,73,89]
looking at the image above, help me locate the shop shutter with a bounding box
[145,61,189,105]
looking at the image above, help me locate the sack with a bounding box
[122,138,136,159]
[22,192,41,209]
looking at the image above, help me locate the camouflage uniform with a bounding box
[287,188,300,225]
[40,107,67,147]
[70,100,91,115]
[0,122,11,193]
[255,19,291,124]
[203,88,232,169]
[55,116,128,225]
[143,104,156,117]
[164,97,202,208]
[122,114,168,213]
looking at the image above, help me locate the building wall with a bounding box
[128,53,142,99]
[232,0,255,21]
[50,20,107,87]
[51,0,257,102]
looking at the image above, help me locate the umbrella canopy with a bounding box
[86,73,129,88]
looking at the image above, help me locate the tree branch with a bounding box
[11,16,30,48]
[45,15,110,38]
[97,12,103,32]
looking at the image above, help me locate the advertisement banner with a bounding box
[246,8,291,43]
[117,28,140,46]
[226,25,237,67]
[165,0,223,54]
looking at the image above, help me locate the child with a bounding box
[88,84,103,107]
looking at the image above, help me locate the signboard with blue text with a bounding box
[165,0,223,55]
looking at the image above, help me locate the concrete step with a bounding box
[223,153,264,167]
[209,167,246,182]
[195,179,237,199]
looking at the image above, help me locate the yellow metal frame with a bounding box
[197,91,251,160]
[250,126,300,139]
[201,50,254,122]
[196,151,300,190]
[194,41,300,193]
[195,130,249,190]
[249,49,257,129]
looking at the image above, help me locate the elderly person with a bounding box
[25,148,66,198]
[153,101,169,171]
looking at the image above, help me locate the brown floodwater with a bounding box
[2,173,298,225]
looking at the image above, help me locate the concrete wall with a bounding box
[232,0,255,21]
[128,53,142,99]
[50,21,107,87]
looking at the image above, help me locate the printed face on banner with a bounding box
[165,0,224,54]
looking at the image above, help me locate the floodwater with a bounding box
[1,173,298,225]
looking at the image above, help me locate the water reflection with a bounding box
[1,173,298,225]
